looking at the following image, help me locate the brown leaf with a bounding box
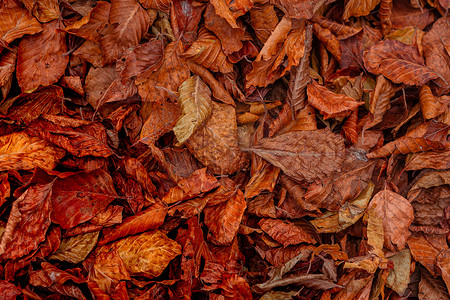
[307,80,363,119]
[368,189,414,251]
[367,121,449,158]
[313,23,341,62]
[139,101,181,145]
[0,0,42,45]
[423,17,450,95]
[186,101,246,175]
[16,20,68,93]
[100,0,151,64]
[182,27,233,73]
[269,0,325,19]
[65,1,110,42]
[251,129,345,183]
[249,3,278,43]
[419,267,450,299]
[259,218,316,247]
[98,202,167,246]
[363,39,439,86]
[203,179,246,245]
[405,150,450,171]
[138,0,171,12]
[136,41,190,102]
[50,231,100,264]
[210,0,252,29]
[26,115,114,158]
[162,168,219,204]
[0,182,52,260]
[311,15,361,40]
[97,230,181,277]
[173,75,213,145]
[51,169,118,229]
[117,38,164,79]
[420,85,445,120]
[90,249,131,294]
[245,162,280,199]
[0,131,65,172]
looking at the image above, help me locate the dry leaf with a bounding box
[173,75,212,145]
[50,231,100,264]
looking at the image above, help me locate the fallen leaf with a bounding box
[368,189,414,251]
[20,0,60,23]
[0,1,42,45]
[0,132,65,172]
[251,129,345,183]
[97,230,181,277]
[259,218,316,247]
[0,182,52,260]
[363,39,439,86]
[16,20,68,93]
[50,231,100,264]
[173,75,212,145]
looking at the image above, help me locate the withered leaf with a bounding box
[26,115,114,158]
[363,39,439,86]
[98,201,167,246]
[251,129,345,183]
[259,218,316,247]
[269,0,325,19]
[0,182,52,260]
[368,189,414,251]
[50,231,100,264]
[97,230,181,277]
[139,101,181,145]
[51,169,118,229]
[186,101,247,175]
[20,0,60,23]
[307,80,363,119]
[0,132,65,172]
[173,75,213,145]
[100,0,151,64]
[90,249,131,294]
[16,20,68,93]
[0,1,42,45]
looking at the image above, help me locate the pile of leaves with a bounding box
[0,0,449,298]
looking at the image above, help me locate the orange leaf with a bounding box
[16,20,68,93]
[97,230,181,277]
[0,47,16,88]
[249,3,278,43]
[0,0,42,45]
[363,39,439,86]
[270,0,325,19]
[307,80,363,119]
[407,233,440,276]
[419,85,445,120]
[183,27,233,73]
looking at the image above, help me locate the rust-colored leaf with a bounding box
[419,85,445,120]
[90,249,131,294]
[363,39,439,86]
[0,48,16,89]
[64,1,110,42]
[136,41,190,103]
[0,182,52,260]
[139,101,181,145]
[0,280,21,300]
[368,189,414,251]
[16,20,68,93]
[26,115,114,158]
[343,0,380,19]
[269,0,325,19]
[249,3,278,43]
[259,218,316,247]
[100,0,151,64]
[51,169,118,229]
[0,0,42,45]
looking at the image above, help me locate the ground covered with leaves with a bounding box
[0,0,449,299]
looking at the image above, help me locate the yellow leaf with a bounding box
[50,231,100,264]
[173,76,212,145]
